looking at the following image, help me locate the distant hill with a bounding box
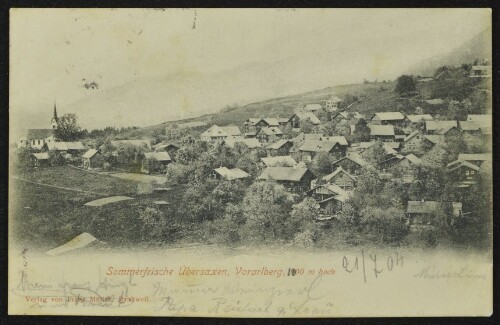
[407,29,491,77]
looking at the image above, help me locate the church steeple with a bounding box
[51,100,59,129]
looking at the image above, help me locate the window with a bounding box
[466,170,469,176]
[471,171,475,175]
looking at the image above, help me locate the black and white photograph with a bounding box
[8,8,493,317]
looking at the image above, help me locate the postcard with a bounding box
[9,8,492,317]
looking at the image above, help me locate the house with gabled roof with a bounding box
[381,154,421,182]
[255,127,283,143]
[369,125,396,142]
[260,156,298,168]
[209,167,250,181]
[224,136,262,150]
[331,153,372,176]
[306,183,350,216]
[200,125,241,142]
[258,167,315,194]
[404,114,434,124]
[26,129,55,150]
[467,114,491,126]
[400,131,435,155]
[30,152,50,167]
[266,139,294,156]
[330,112,350,124]
[316,166,357,191]
[302,104,323,113]
[298,139,347,161]
[256,118,280,128]
[289,112,321,130]
[424,120,458,135]
[447,160,480,187]
[325,96,342,112]
[406,201,463,229]
[142,151,172,173]
[459,121,482,135]
[82,149,102,169]
[371,112,405,126]
[457,153,491,167]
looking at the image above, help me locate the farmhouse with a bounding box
[369,125,395,142]
[302,104,323,113]
[255,127,283,143]
[46,141,85,154]
[30,152,50,167]
[424,120,458,135]
[447,160,480,186]
[325,96,342,112]
[319,166,357,191]
[298,139,347,161]
[82,149,102,169]
[371,112,405,126]
[330,112,350,124]
[224,137,262,150]
[256,118,280,128]
[401,131,433,155]
[266,139,294,156]
[331,153,372,175]
[288,112,321,129]
[404,114,434,124]
[142,151,172,173]
[307,183,350,215]
[457,153,491,166]
[200,125,241,142]
[209,167,250,181]
[260,156,298,167]
[25,129,55,150]
[406,201,463,229]
[381,154,421,182]
[459,121,481,134]
[258,167,315,193]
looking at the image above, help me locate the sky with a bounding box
[10,8,491,138]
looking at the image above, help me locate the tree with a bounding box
[48,150,65,166]
[352,118,371,142]
[394,75,417,96]
[15,147,33,169]
[310,152,334,177]
[54,113,83,141]
[286,197,320,241]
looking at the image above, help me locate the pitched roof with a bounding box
[246,118,262,125]
[292,112,321,125]
[224,137,262,149]
[82,149,99,159]
[32,152,50,160]
[372,112,405,121]
[384,154,421,167]
[144,151,172,162]
[221,125,241,136]
[467,114,491,125]
[383,142,400,150]
[322,136,349,146]
[459,121,481,131]
[333,153,370,168]
[327,96,342,103]
[407,201,462,217]
[293,132,323,142]
[405,114,434,123]
[214,167,250,180]
[299,140,337,153]
[323,167,356,182]
[369,125,395,136]
[403,130,421,142]
[303,104,323,111]
[152,142,180,151]
[277,118,290,124]
[425,120,458,132]
[48,142,85,151]
[312,183,351,202]
[266,139,293,150]
[257,127,283,136]
[260,156,298,167]
[447,160,480,172]
[457,153,491,162]
[353,112,365,119]
[423,135,446,146]
[258,167,310,182]
[261,118,280,127]
[332,112,349,120]
[200,125,230,138]
[26,129,53,140]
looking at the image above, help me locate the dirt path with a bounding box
[11,176,101,195]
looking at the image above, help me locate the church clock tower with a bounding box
[51,101,59,129]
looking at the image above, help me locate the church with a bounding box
[18,103,59,149]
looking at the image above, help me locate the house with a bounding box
[110,139,152,149]
[447,160,480,187]
[25,129,55,150]
[457,153,492,166]
[307,183,350,216]
[325,96,342,112]
[288,112,321,129]
[400,131,432,155]
[266,139,294,156]
[46,141,85,154]
[331,112,350,124]
[467,114,491,125]
[470,65,492,78]
[260,156,298,168]
[302,104,323,113]
[82,149,102,169]
[255,127,283,143]
[424,120,458,135]
[331,153,372,176]
[152,143,180,159]
[30,152,50,167]
[257,167,315,193]
[200,125,241,142]
[209,167,250,181]
[381,154,421,182]
[369,125,395,142]
[371,112,405,126]
[459,121,481,135]
[317,166,357,191]
[292,132,323,146]
[298,139,347,161]
[223,137,262,150]
[142,152,172,173]
[243,118,262,133]
[424,99,445,106]
[355,141,398,161]
[277,118,290,127]
[404,114,434,125]
[406,201,463,229]
[256,118,280,129]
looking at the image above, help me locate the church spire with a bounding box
[51,100,59,129]
[53,100,58,120]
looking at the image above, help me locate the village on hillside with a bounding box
[11,60,492,252]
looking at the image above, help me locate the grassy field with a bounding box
[9,166,187,252]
